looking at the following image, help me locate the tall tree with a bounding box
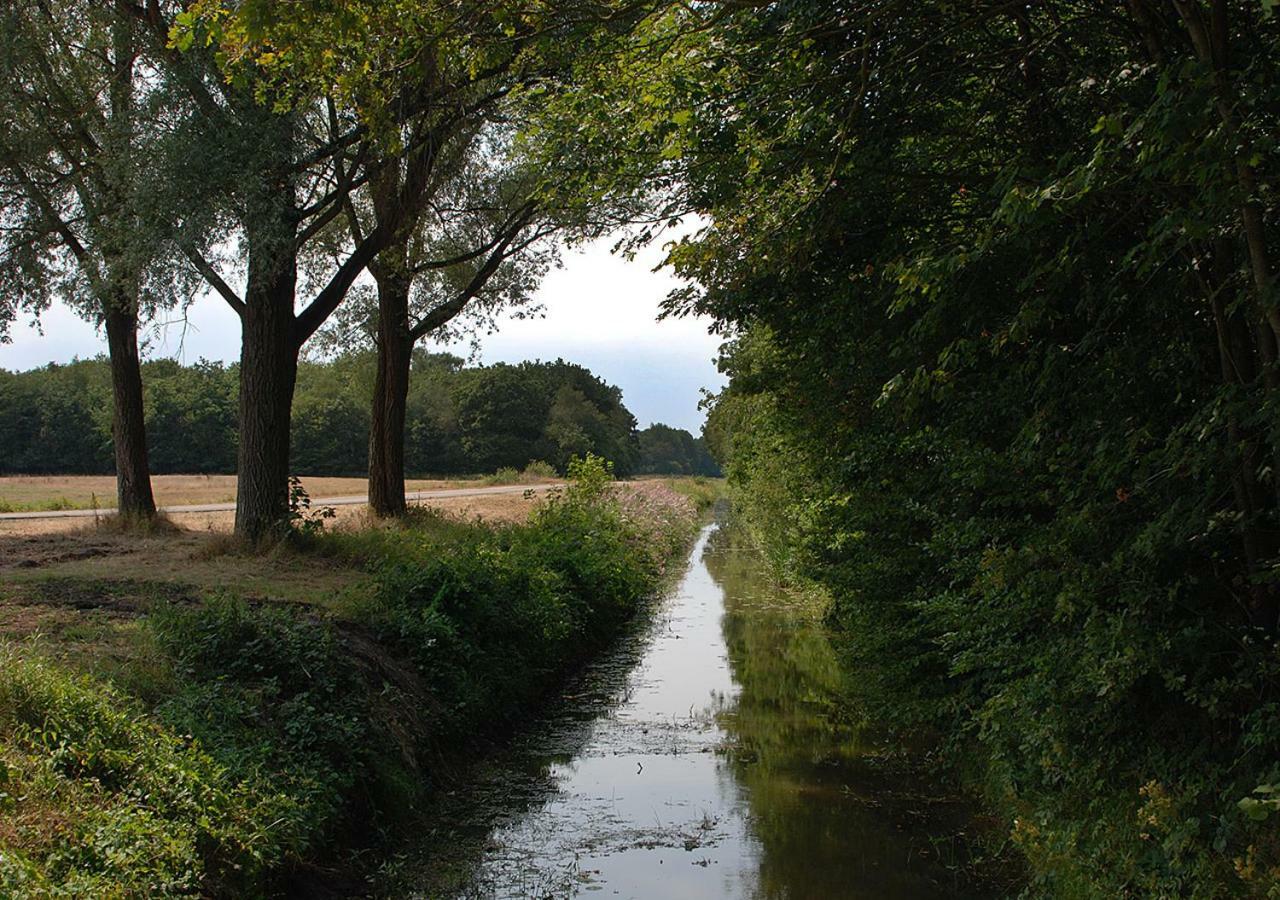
[322,124,562,516]
[165,0,651,538]
[0,0,200,517]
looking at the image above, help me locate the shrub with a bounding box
[148,597,409,843]
[520,460,557,481]
[354,454,696,737]
[0,647,300,896]
[482,466,521,486]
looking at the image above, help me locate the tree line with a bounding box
[0,353,712,479]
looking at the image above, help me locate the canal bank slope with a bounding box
[0,462,706,896]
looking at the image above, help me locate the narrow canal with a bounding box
[405,521,999,898]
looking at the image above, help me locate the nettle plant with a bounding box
[286,475,336,539]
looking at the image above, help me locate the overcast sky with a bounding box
[0,233,726,434]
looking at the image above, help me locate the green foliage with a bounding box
[584,1,1280,895]
[148,597,396,852]
[656,475,723,514]
[521,460,557,480]
[0,361,114,474]
[454,359,639,476]
[0,352,638,478]
[0,647,300,896]
[636,423,720,476]
[0,0,207,342]
[285,475,336,538]
[482,466,522,486]
[145,360,238,474]
[351,453,687,737]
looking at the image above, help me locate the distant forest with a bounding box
[0,353,719,479]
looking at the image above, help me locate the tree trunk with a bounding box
[1173,0,1280,345]
[93,4,155,521]
[1204,238,1280,632]
[234,217,300,542]
[368,265,413,518]
[102,300,156,519]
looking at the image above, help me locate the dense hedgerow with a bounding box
[608,1,1280,894]
[0,457,698,896]
[709,329,1280,897]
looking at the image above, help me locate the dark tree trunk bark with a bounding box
[234,216,300,542]
[102,300,156,519]
[94,5,154,521]
[368,264,413,518]
[1203,236,1280,631]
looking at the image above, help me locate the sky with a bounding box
[0,233,727,434]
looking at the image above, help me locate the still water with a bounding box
[406,523,995,898]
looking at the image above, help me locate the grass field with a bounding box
[0,475,716,538]
[0,492,547,537]
[0,474,491,512]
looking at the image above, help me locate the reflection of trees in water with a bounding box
[705,525,985,900]
[395,596,669,897]
[402,524,1000,898]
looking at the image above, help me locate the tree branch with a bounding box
[408,211,538,340]
[293,223,389,347]
[181,245,245,317]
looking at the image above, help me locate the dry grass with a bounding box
[0,489,541,601]
[0,474,483,512]
[0,489,544,537]
[0,488,547,682]
[0,526,370,605]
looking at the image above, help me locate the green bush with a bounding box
[0,647,299,897]
[709,329,1280,895]
[482,466,521,486]
[521,459,557,480]
[149,597,392,833]
[357,455,678,737]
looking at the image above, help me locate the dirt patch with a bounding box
[0,533,126,570]
[0,579,200,642]
[23,578,198,613]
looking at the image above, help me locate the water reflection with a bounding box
[706,525,986,899]
[402,522,996,898]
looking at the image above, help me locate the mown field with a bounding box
[0,474,494,513]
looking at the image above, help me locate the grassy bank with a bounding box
[646,475,723,513]
[0,459,699,896]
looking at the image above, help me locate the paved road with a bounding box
[0,483,557,521]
